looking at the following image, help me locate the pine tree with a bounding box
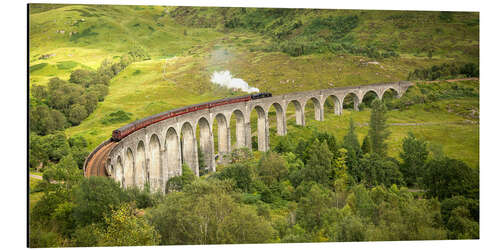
[368,99,390,156]
[343,117,361,176]
[343,117,360,153]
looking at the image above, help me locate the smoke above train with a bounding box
[210,70,259,93]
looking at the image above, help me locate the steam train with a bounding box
[111,92,272,141]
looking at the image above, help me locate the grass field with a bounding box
[282,100,479,168]
[29,4,479,169]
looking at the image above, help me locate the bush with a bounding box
[125,186,162,209]
[88,84,109,101]
[100,110,132,125]
[165,164,196,193]
[407,62,479,81]
[258,152,288,186]
[214,163,253,192]
[56,61,78,70]
[423,157,478,200]
[29,63,48,73]
[97,204,161,246]
[68,104,88,125]
[69,69,96,87]
[72,176,129,227]
[29,104,67,136]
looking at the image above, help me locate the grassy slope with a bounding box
[29,4,479,167]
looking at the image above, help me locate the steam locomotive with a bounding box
[111,92,272,141]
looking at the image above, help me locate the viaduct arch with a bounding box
[85,81,413,192]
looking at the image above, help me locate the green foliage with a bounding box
[408,62,479,81]
[360,135,371,155]
[368,100,390,156]
[87,84,109,101]
[439,11,454,22]
[29,104,67,135]
[440,196,479,239]
[128,45,151,61]
[29,132,70,168]
[214,162,253,192]
[225,147,253,164]
[46,77,83,110]
[423,157,479,200]
[30,76,104,128]
[30,55,122,139]
[30,132,89,170]
[445,206,479,239]
[343,118,360,153]
[124,187,154,209]
[333,149,349,207]
[31,186,72,230]
[440,196,479,223]
[69,69,96,87]
[97,204,161,246]
[394,81,479,112]
[197,145,208,176]
[346,185,447,241]
[354,154,403,186]
[302,140,334,186]
[258,151,288,186]
[56,61,78,70]
[100,110,132,125]
[29,226,66,248]
[71,224,100,247]
[296,183,335,232]
[68,103,88,125]
[165,163,196,193]
[148,179,276,245]
[72,176,129,227]
[343,118,361,174]
[30,62,48,73]
[399,132,429,186]
[43,154,82,186]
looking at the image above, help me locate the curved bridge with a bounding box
[84,81,413,192]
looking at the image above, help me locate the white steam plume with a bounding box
[210,70,259,93]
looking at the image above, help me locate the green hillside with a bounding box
[28,4,480,247]
[29,4,479,166]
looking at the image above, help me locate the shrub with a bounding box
[214,163,253,192]
[29,63,48,73]
[68,104,88,125]
[407,62,479,81]
[100,110,132,125]
[72,176,129,227]
[56,61,78,70]
[423,157,479,200]
[165,164,196,193]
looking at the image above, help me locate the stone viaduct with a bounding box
[84,81,413,192]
